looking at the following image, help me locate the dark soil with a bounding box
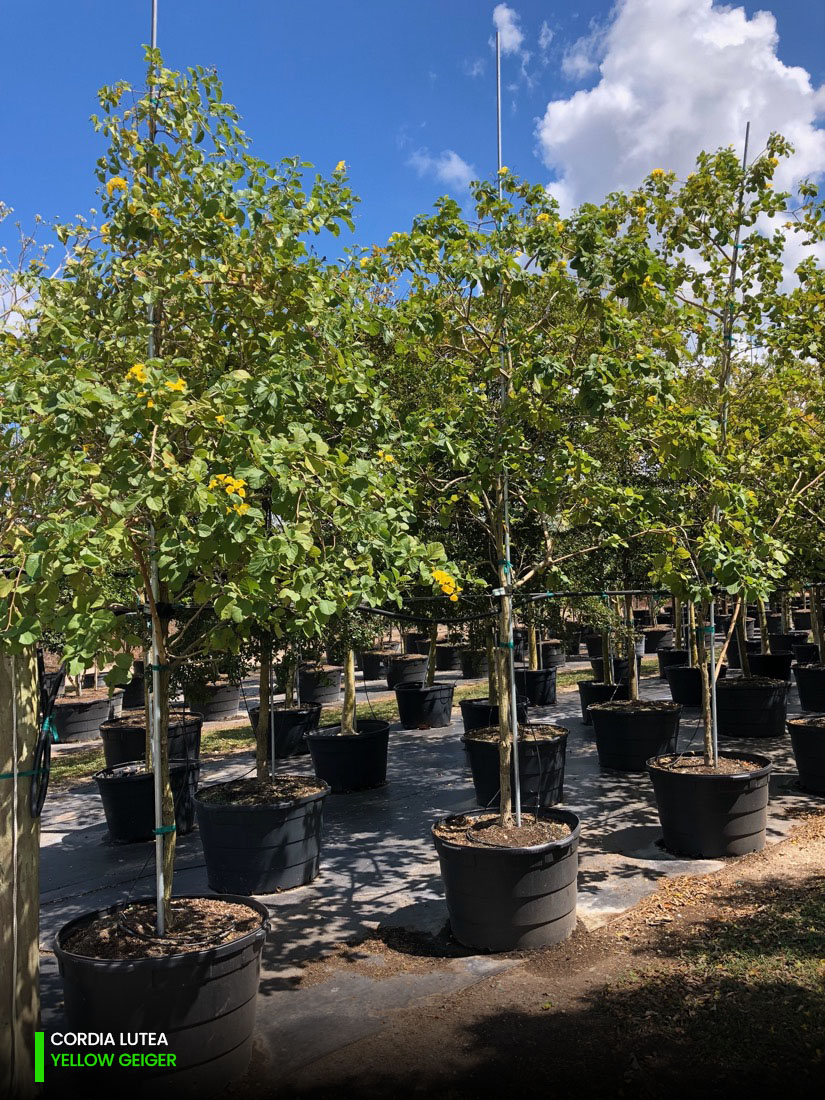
[718,676,787,688]
[434,812,571,848]
[787,716,825,729]
[589,699,679,713]
[464,723,567,743]
[650,753,766,775]
[61,897,262,960]
[796,663,825,671]
[53,686,122,705]
[388,655,429,664]
[101,708,197,730]
[196,775,327,807]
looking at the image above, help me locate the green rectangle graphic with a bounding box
[35,1032,44,1083]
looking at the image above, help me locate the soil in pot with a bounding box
[395,682,455,729]
[459,696,529,734]
[748,651,793,682]
[643,626,675,653]
[51,687,124,742]
[184,679,241,722]
[386,654,429,689]
[647,751,773,858]
[55,895,267,1089]
[792,664,825,712]
[99,709,203,769]
[716,676,788,738]
[462,723,567,810]
[94,759,199,844]
[656,648,689,679]
[196,775,329,893]
[305,719,391,791]
[665,663,728,707]
[432,808,580,952]
[577,680,630,724]
[514,666,557,706]
[786,715,825,793]
[247,703,321,758]
[298,663,343,705]
[435,644,463,672]
[460,649,489,679]
[588,700,681,771]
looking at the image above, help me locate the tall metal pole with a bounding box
[496,32,521,826]
[147,0,166,936]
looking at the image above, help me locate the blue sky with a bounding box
[2,1,824,260]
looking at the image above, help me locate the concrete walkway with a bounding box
[37,659,822,1084]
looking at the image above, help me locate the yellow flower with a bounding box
[498,166,509,175]
[335,160,347,172]
[234,502,250,516]
[770,156,779,166]
[218,213,234,224]
[146,399,155,409]
[449,594,459,602]
[643,275,655,288]
[149,207,161,219]
[106,177,128,198]
[128,363,147,383]
[635,206,646,217]
[164,377,186,392]
[650,168,665,179]
[216,415,226,424]
[359,257,369,268]
[536,213,550,223]
[765,182,773,190]
[100,223,110,238]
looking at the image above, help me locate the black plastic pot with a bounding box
[386,654,429,689]
[298,665,342,704]
[589,702,681,771]
[588,656,641,683]
[435,644,463,672]
[765,612,784,634]
[514,667,557,706]
[786,715,825,793]
[632,609,651,627]
[459,696,529,734]
[94,760,199,844]
[460,649,489,679]
[563,631,582,657]
[184,681,240,722]
[395,682,455,729]
[196,780,329,893]
[360,649,394,681]
[584,634,605,658]
[462,726,567,809]
[121,665,146,709]
[656,648,689,680]
[577,680,630,724]
[745,617,756,640]
[794,643,821,666]
[51,692,124,743]
[647,751,773,857]
[792,664,825,712]
[54,894,268,1090]
[665,663,727,706]
[432,808,580,952]
[403,632,430,655]
[793,610,813,631]
[247,703,321,758]
[305,719,391,791]
[538,640,566,668]
[643,627,674,653]
[749,652,793,682]
[716,677,788,738]
[99,710,203,769]
[726,637,761,670]
[768,630,809,654]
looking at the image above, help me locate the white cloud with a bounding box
[408,149,476,192]
[538,0,825,214]
[539,21,554,52]
[464,58,486,78]
[492,4,524,56]
[561,24,606,80]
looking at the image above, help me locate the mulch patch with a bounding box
[434,811,571,848]
[196,775,327,807]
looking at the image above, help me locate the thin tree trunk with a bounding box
[688,603,699,666]
[283,652,295,708]
[426,622,438,686]
[143,646,153,765]
[487,627,498,704]
[812,586,825,657]
[256,633,271,780]
[341,649,357,734]
[494,494,513,828]
[781,591,791,634]
[697,600,713,765]
[735,607,751,678]
[528,624,538,671]
[673,594,682,652]
[601,627,614,686]
[756,597,770,654]
[625,594,639,701]
[716,596,741,677]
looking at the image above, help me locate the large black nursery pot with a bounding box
[462,724,568,810]
[665,663,727,707]
[99,709,203,770]
[459,696,528,734]
[435,644,463,672]
[588,656,640,683]
[726,636,761,670]
[360,649,394,681]
[514,666,557,706]
[385,653,429,689]
[196,778,330,893]
[460,648,489,679]
[121,660,146,709]
[764,611,784,634]
[748,651,793,682]
[247,703,321,758]
[791,663,825,712]
[395,681,455,729]
[305,719,391,791]
[563,631,582,657]
[643,626,674,653]
[632,609,651,627]
[793,609,813,631]
[656,647,689,680]
[584,634,606,658]
[51,690,124,742]
[54,895,269,1092]
[793,643,820,666]
[767,630,809,654]
[432,808,580,953]
[577,680,629,724]
[184,681,240,722]
[786,714,825,793]
[588,700,680,771]
[647,751,773,858]
[94,760,199,844]
[715,677,788,738]
[403,631,430,654]
[538,640,566,668]
[298,664,342,705]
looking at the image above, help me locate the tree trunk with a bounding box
[528,624,538,671]
[494,496,513,828]
[735,606,751,678]
[0,648,40,1100]
[781,591,791,634]
[624,594,639,701]
[487,628,498,704]
[601,628,614,686]
[256,634,272,780]
[673,594,682,651]
[143,646,153,765]
[426,622,438,686]
[697,599,714,765]
[812,586,825,656]
[716,596,740,676]
[341,648,357,735]
[756,597,770,654]
[688,603,699,666]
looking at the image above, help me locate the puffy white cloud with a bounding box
[538,0,825,212]
[408,149,476,192]
[492,4,524,56]
[464,58,486,79]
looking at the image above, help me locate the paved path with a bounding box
[38,659,822,1084]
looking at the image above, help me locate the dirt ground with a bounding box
[239,811,825,1099]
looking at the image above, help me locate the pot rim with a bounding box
[394,681,455,694]
[194,775,330,811]
[306,719,391,741]
[432,806,580,854]
[646,749,773,779]
[93,759,194,782]
[588,700,682,714]
[786,713,825,729]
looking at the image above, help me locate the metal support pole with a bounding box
[709,601,718,767]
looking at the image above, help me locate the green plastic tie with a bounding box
[153,824,176,836]
[44,715,58,743]
[498,559,512,574]
[148,664,171,672]
[0,768,47,780]
[497,641,515,649]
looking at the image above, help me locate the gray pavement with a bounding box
[37,657,823,1082]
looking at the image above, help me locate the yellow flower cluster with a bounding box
[335,160,347,172]
[536,212,550,223]
[433,568,462,603]
[209,473,247,498]
[106,177,128,197]
[127,363,147,383]
[377,449,395,463]
[164,377,186,392]
[643,275,655,288]
[650,168,665,179]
